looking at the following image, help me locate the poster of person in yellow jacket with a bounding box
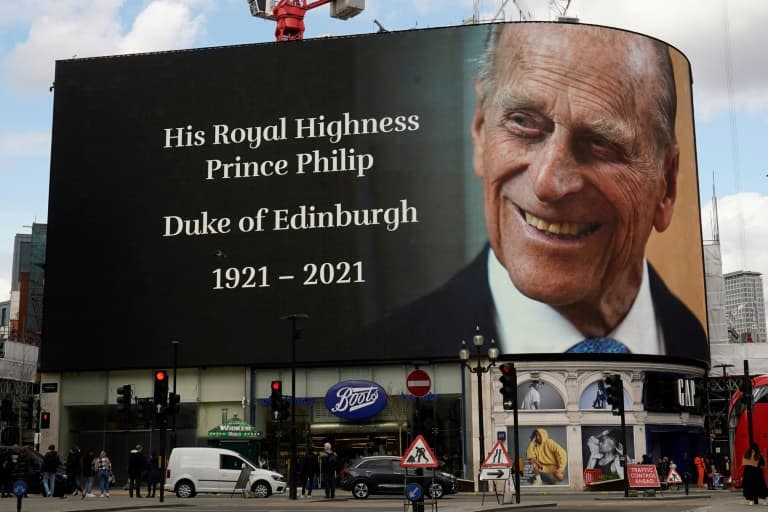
[522,427,569,485]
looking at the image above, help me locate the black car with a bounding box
[0,445,68,496]
[339,456,457,499]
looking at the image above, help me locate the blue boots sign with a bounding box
[325,380,387,420]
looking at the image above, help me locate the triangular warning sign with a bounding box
[666,468,682,484]
[482,440,512,468]
[400,434,439,468]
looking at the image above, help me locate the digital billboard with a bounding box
[42,22,707,371]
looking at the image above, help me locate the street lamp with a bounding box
[459,325,498,491]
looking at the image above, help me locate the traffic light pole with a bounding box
[282,313,308,501]
[159,413,167,503]
[171,340,179,451]
[745,360,754,446]
[510,364,521,504]
[619,399,629,498]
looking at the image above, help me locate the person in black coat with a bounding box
[146,451,161,498]
[66,446,83,496]
[320,443,338,499]
[127,444,145,498]
[300,449,319,498]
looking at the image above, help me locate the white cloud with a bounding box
[0,130,50,157]
[119,1,205,55]
[701,192,768,318]
[1,0,210,95]
[0,130,50,172]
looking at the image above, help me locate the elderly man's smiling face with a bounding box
[472,25,679,334]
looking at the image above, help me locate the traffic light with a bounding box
[40,410,51,429]
[604,374,624,416]
[20,398,33,428]
[116,384,132,414]
[278,395,290,421]
[498,364,517,410]
[154,369,169,412]
[136,397,153,426]
[270,380,283,421]
[168,392,181,415]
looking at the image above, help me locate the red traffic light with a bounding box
[271,380,281,391]
[500,363,513,375]
[41,412,50,420]
[154,370,168,382]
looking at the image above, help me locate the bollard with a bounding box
[683,472,690,495]
[13,480,27,512]
[406,483,425,512]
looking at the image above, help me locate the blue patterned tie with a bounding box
[567,337,630,354]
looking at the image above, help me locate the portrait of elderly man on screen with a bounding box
[377,23,708,361]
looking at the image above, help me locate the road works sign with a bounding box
[480,467,511,480]
[400,434,439,468]
[482,440,512,468]
[627,464,661,488]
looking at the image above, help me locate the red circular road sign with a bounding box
[407,369,432,397]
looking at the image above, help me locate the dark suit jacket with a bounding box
[368,246,709,363]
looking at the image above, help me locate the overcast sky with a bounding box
[1,0,766,318]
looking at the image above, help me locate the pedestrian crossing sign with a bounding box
[482,440,512,468]
[400,434,439,468]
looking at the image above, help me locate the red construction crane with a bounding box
[248,0,364,42]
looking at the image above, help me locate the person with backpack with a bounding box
[42,444,62,498]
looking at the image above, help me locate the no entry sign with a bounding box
[407,369,431,397]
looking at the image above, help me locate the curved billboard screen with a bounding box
[42,22,706,371]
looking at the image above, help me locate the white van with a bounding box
[165,447,286,498]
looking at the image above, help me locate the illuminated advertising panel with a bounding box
[42,22,706,370]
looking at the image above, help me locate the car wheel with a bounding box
[352,480,370,499]
[428,482,444,499]
[251,480,271,498]
[175,480,195,498]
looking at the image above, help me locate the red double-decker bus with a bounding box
[728,375,768,487]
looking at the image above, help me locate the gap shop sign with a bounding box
[325,380,387,420]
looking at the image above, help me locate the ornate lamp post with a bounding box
[459,325,498,491]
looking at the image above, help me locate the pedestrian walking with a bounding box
[94,450,112,497]
[0,446,12,498]
[81,449,96,498]
[300,448,319,498]
[128,444,145,498]
[320,442,337,499]
[742,444,768,505]
[146,451,161,498]
[42,444,62,498]
[66,446,83,496]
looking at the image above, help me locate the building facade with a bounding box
[725,271,767,344]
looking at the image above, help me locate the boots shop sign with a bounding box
[325,380,387,420]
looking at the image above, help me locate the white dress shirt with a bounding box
[487,249,665,355]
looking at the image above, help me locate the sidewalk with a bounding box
[1,486,745,512]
